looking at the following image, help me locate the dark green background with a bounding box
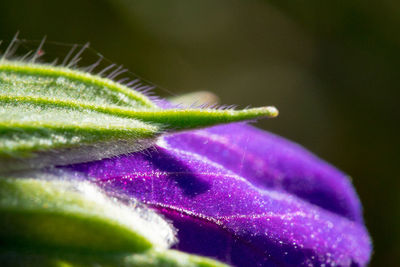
[1,0,398,265]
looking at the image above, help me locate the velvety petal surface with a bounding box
[164,123,363,223]
[66,123,371,266]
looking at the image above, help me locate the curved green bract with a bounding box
[125,249,228,267]
[0,60,277,171]
[0,177,228,267]
[0,249,228,267]
[0,178,156,253]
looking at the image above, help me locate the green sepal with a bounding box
[0,177,228,266]
[0,249,228,267]
[0,177,172,254]
[0,60,277,171]
[125,249,229,267]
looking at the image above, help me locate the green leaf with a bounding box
[0,176,228,267]
[124,249,229,267]
[0,249,228,267]
[0,176,174,254]
[0,60,277,172]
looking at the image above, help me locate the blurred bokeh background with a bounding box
[0,0,398,265]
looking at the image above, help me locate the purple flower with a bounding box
[66,123,372,266]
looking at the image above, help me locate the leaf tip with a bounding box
[259,105,279,118]
[229,105,279,120]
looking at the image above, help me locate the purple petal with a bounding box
[164,123,363,223]
[65,123,371,266]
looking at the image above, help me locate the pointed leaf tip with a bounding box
[0,59,278,171]
[126,106,278,130]
[265,106,279,117]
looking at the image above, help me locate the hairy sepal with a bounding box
[0,60,277,172]
[0,173,228,267]
[0,176,176,253]
[0,248,228,267]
